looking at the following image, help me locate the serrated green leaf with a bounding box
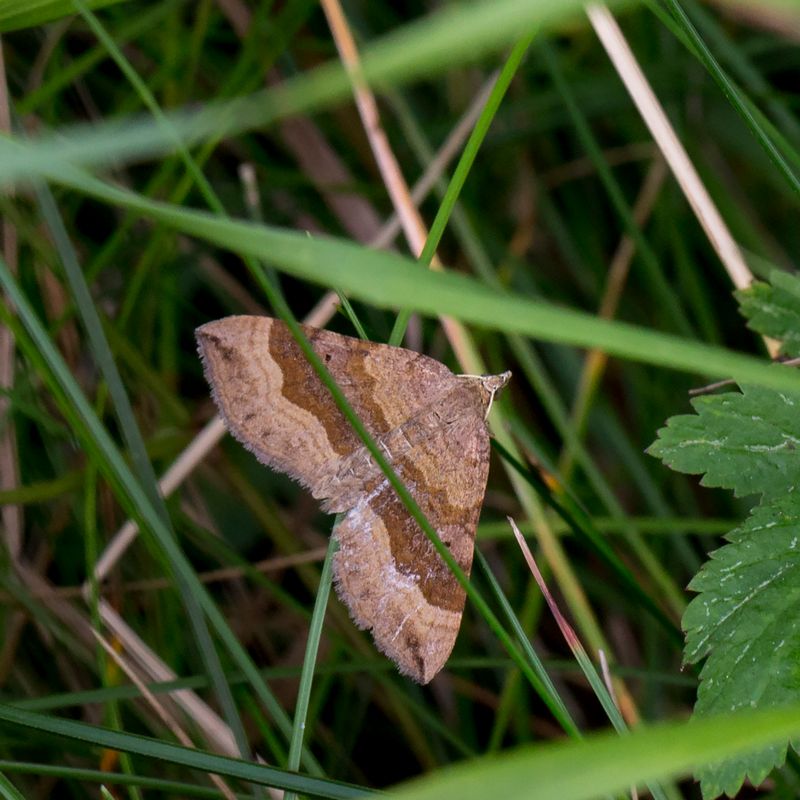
[736,270,800,357]
[682,497,800,797]
[648,383,800,500]
[651,370,800,794]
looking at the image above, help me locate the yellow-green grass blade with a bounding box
[392,705,800,800]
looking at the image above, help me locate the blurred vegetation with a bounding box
[1,0,800,798]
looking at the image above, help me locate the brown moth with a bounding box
[196,315,509,683]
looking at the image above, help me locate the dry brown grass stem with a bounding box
[588,3,779,359]
[588,5,753,291]
[93,631,240,800]
[319,0,480,369]
[97,601,241,756]
[318,1,646,716]
[0,547,327,604]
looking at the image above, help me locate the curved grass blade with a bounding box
[0,0,622,183]
[0,704,371,799]
[391,705,800,800]
[38,165,800,396]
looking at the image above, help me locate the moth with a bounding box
[196,315,509,683]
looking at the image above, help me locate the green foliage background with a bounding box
[2,1,800,798]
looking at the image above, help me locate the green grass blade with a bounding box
[656,0,800,198]
[0,0,623,183]
[0,771,25,800]
[0,0,127,31]
[41,167,800,394]
[286,536,338,799]
[0,762,232,798]
[0,257,321,774]
[391,706,800,800]
[389,31,536,345]
[33,179,252,761]
[0,703,371,799]
[473,550,577,733]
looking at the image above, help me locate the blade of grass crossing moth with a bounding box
[0,258,323,775]
[33,181,252,762]
[254,273,588,700]
[248,265,572,705]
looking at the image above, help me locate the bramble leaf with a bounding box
[648,381,800,502]
[650,286,800,799]
[682,497,800,796]
[736,270,800,358]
